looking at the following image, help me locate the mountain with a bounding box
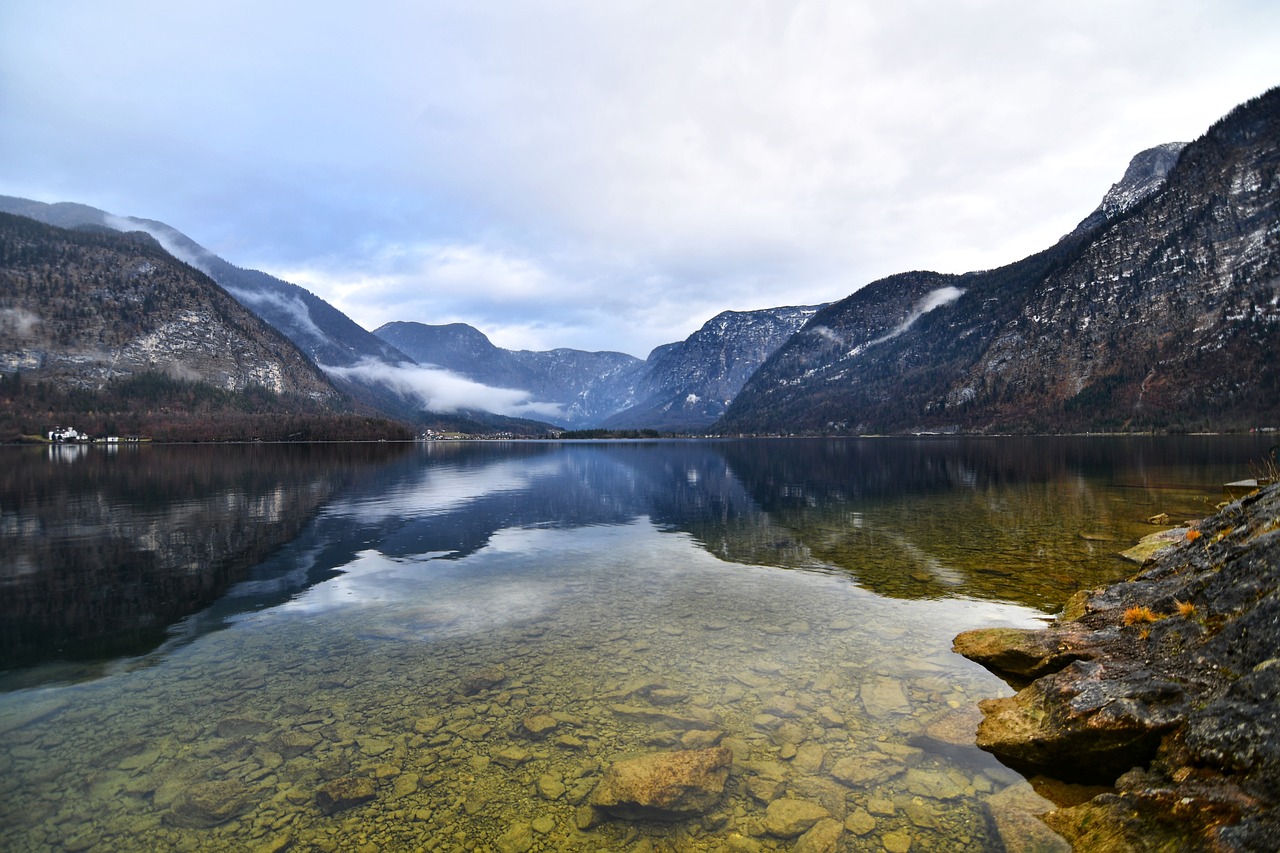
[0,195,422,420]
[718,88,1280,435]
[376,305,824,431]
[0,213,415,441]
[602,305,823,430]
[1067,141,1186,238]
[373,321,647,428]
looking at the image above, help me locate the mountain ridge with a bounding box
[717,88,1280,434]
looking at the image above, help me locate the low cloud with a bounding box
[322,358,565,421]
[870,286,966,346]
[103,214,212,274]
[226,287,326,342]
[0,307,41,340]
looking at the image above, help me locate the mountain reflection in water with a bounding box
[2,435,1267,687]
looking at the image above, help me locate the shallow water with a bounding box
[0,436,1271,851]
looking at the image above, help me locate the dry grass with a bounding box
[1123,605,1160,626]
[1175,599,1197,618]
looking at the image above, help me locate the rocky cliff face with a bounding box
[719,88,1280,435]
[603,305,822,430]
[0,213,337,401]
[1067,141,1186,238]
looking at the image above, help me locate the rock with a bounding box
[904,768,966,800]
[859,676,910,717]
[763,798,830,838]
[793,817,843,853]
[1119,527,1187,564]
[169,779,256,827]
[461,664,506,694]
[495,822,534,853]
[975,659,1181,781]
[952,628,1086,682]
[531,815,555,834]
[680,729,724,749]
[983,781,1072,853]
[829,752,902,787]
[216,717,273,739]
[921,707,982,747]
[520,713,559,739]
[610,703,706,729]
[589,747,733,820]
[536,773,566,800]
[845,807,876,835]
[271,730,321,759]
[882,829,913,853]
[492,746,532,768]
[315,776,376,815]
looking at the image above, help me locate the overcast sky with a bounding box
[2,2,1277,357]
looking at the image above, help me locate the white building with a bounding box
[47,426,84,442]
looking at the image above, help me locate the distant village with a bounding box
[46,426,143,444]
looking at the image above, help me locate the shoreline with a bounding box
[955,482,1280,850]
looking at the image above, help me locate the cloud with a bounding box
[102,214,211,274]
[3,1,1279,356]
[873,286,967,344]
[321,358,565,421]
[0,308,41,340]
[224,286,326,342]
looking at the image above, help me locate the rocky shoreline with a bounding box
[955,482,1280,851]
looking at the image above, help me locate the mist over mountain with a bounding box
[717,88,1280,435]
[375,305,822,431]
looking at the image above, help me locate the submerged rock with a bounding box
[956,483,1280,849]
[315,775,376,815]
[589,746,732,820]
[763,798,830,838]
[169,779,257,827]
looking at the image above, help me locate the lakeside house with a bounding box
[47,426,85,443]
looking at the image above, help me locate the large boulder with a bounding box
[975,658,1183,782]
[589,747,732,820]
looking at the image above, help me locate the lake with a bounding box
[0,436,1273,852]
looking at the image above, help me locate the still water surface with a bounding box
[0,437,1271,851]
